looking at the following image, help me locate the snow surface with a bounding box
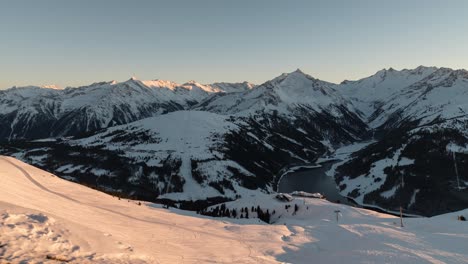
[367,68,468,128]
[73,111,255,200]
[339,146,406,204]
[324,141,376,177]
[195,69,358,118]
[3,66,467,137]
[1,156,467,263]
[447,143,468,154]
[0,77,256,140]
[408,189,421,208]
[339,66,438,117]
[1,78,254,115]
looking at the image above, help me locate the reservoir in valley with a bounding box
[278,161,353,205]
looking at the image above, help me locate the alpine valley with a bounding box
[1,66,468,217]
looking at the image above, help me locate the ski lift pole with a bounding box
[334,210,341,222]
[400,206,404,227]
[399,174,404,227]
[453,152,461,190]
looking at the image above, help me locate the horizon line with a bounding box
[2,64,461,90]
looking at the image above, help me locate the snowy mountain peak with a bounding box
[195,69,353,116]
[412,65,438,73]
[448,68,468,78]
[266,69,319,87]
[141,79,180,90]
[293,68,305,74]
[407,67,468,89]
[372,66,435,79]
[183,80,207,88]
[209,81,256,93]
[454,69,468,79]
[40,84,62,90]
[341,66,441,89]
[281,69,335,90]
[182,80,202,88]
[289,69,310,78]
[181,81,220,93]
[289,68,312,77]
[338,66,440,117]
[242,81,255,87]
[374,68,392,79]
[119,78,147,90]
[5,84,63,92]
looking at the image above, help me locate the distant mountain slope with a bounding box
[66,71,366,203]
[339,66,437,117]
[195,69,356,116]
[0,79,254,141]
[370,67,468,129]
[0,70,367,206]
[2,66,468,216]
[334,67,468,216]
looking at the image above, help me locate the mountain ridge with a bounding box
[1,66,468,216]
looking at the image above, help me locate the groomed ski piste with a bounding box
[0,156,467,263]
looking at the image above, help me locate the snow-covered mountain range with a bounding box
[1,66,467,216]
[335,67,468,215]
[0,78,254,140]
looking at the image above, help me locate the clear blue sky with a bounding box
[1,0,468,88]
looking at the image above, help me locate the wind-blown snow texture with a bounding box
[1,66,468,216]
[1,157,467,263]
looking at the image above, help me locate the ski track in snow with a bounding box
[0,157,252,245]
[1,156,468,263]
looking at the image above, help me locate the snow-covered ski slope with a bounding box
[1,156,467,263]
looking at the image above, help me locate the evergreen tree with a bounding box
[264,211,270,223]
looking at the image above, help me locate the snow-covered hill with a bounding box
[1,156,467,263]
[72,110,250,202]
